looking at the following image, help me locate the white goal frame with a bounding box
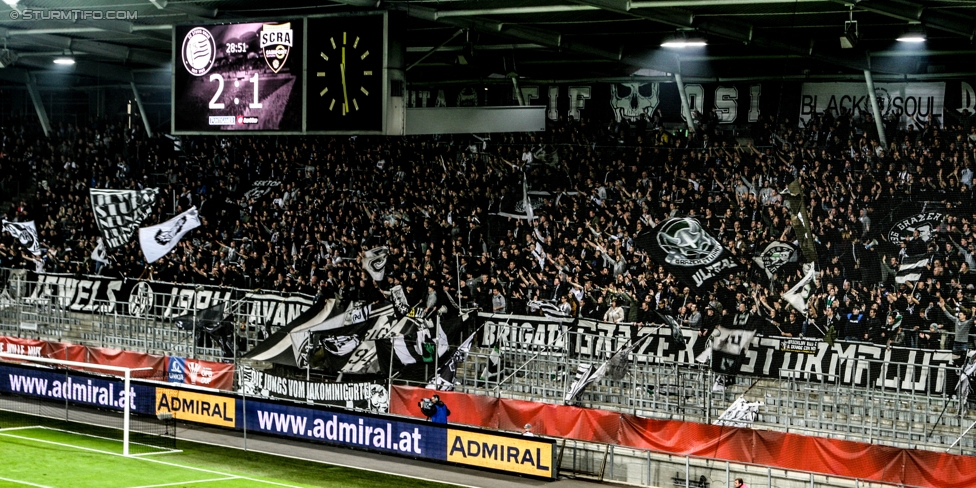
[0,351,154,456]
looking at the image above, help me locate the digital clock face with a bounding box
[173,21,304,133]
[305,15,385,133]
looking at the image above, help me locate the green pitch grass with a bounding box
[0,424,459,488]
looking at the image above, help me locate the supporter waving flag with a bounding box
[635,217,740,294]
[138,206,201,263]
[89,188,159,249]
[2,220,41,255]
[896,253,932,284]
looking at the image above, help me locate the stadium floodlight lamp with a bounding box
[662,32,706,48]
[53,57,75,65]
[897,26,926,43]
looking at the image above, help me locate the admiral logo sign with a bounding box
[260,23,293,73]
[156,388,235,427]
[181,27,215,76]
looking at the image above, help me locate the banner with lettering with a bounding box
[239,365,389,412]
[798,82,945,129]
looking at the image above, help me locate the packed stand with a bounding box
[1,107,975,352]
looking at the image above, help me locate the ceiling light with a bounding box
[662,32,706,48]
[53,57,75,65]
[897,26,926,43]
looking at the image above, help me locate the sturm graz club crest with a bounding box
[886,211,945,245]
[181,27,215,76]
[260,23,293,73]
[656,218,723,266]
[755,241,797,278]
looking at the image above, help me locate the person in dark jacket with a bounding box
[430,394,451,424]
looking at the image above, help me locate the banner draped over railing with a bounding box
[0,335,233,390]
[390,385,976,487]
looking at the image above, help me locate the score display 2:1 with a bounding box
[173,21,304,133]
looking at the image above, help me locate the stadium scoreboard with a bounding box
[172,13,400,135]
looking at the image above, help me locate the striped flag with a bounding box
[564,362,608,405]
[896,253,931,284]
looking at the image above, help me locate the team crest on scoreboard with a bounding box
[260,22,293,73]
[181,27,216,76]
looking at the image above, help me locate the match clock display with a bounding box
[173,21,304,133]
[306,14,386,133]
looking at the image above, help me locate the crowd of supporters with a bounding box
[1,106,976,351]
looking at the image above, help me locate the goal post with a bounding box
[0,351,161,456]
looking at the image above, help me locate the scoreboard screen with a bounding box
[173,21,304,133]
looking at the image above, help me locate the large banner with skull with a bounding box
[406,82,774,126]
[635,217,742,294]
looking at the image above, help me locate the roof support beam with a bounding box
[25,73,51,137]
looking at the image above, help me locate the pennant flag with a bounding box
[897,253,932,284]
[782,263,817,316]
[753,241,799,281]
[654,310,685,345]
[607,335,650,381]
[564,362,608,405]
[138,206,201,263]
[363,247,389,281]
[91,238,110,264]
[634,217,740,293]
[2,220,41,255]
[783,179,817,263]
[90,188,160,248]
[241,180,281,203]
[426,330,476,391]
[528,299,570,318]
[714,397,764,427]
[956,350,976,414]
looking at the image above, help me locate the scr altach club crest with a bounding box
[182,27,216,76]
[260,23,293,73]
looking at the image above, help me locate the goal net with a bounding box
[0,351,177,456]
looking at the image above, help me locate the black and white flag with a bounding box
[90,188,159,249]
[2,220,41,255]
[390,285,410,316]
[897,253,931,284]
[635,217,741,293]
[564,362,608,405]
[363,247,389,281]
[241,180,281,203]
[426,330,476,391]
[714,397,764,427]
[698,326,758,375]
[138,207,201,263]
[91,238,109,264]
[782,263,817,316]
[290,302,373,368]
[753,241,799,281]
[495,174,537,220]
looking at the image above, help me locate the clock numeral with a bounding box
[363,70,373,76]
[353,36,360,49]
[343,32,347,45]
[320,52,329,61]
[316,72,325,77]
[330,38,336,50]
[361,50,369,60]
[208,74,225,109]
[320,87,328,97]
[353,99,359,111]
[329,99,336,111]
[360,87,369,96]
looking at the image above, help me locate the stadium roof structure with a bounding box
[0,0,972,89]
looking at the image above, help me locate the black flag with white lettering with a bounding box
[90,188,160,249]
[635,217,741,294]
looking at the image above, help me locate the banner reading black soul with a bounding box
[635,218,741,294]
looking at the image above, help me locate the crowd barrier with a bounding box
[390,385,976,487]
[0,335,234,390]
